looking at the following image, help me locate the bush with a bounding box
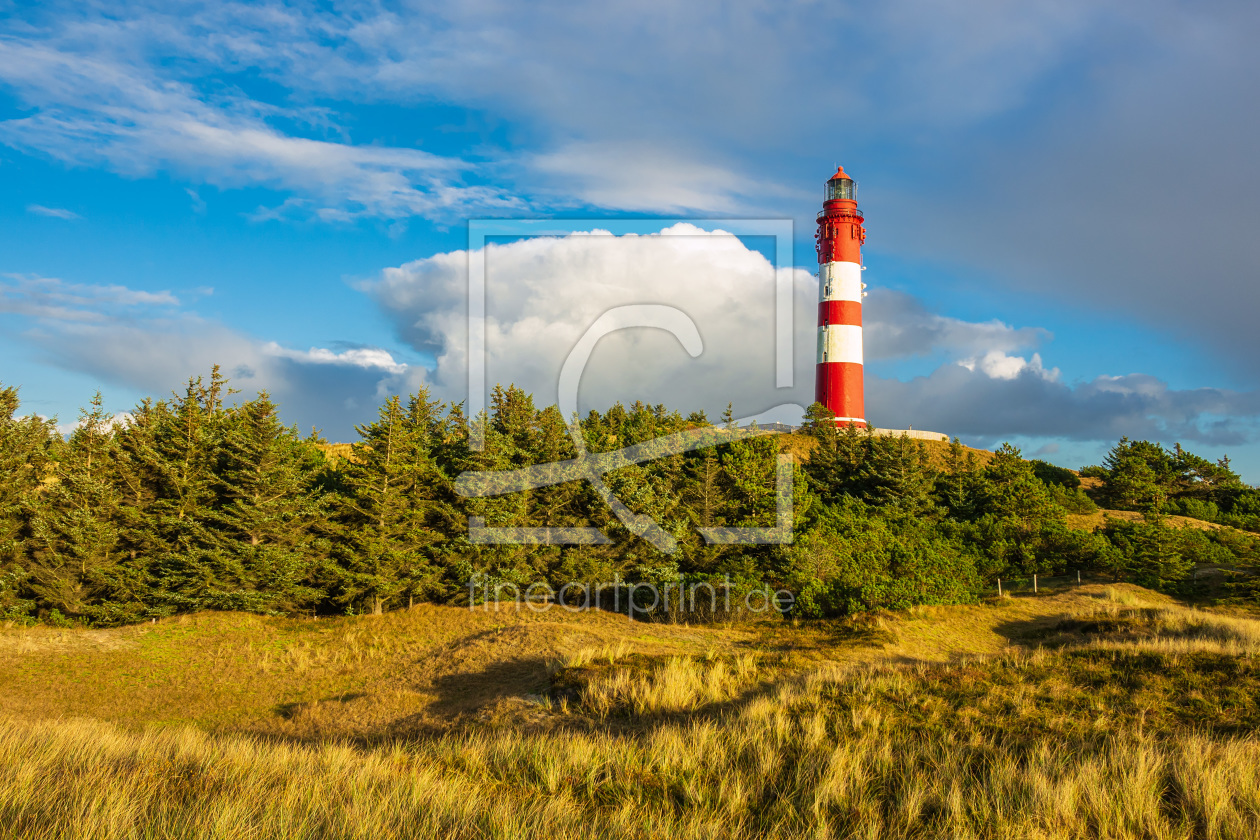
[785,500,982,617]
[1049,484,1098,514]
[1176,498,1221,524]
[1031,460,1081,489]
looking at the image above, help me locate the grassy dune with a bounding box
[3,587,1260,838]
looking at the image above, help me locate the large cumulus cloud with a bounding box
[369,224,809,419]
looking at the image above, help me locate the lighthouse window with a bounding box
[826,179,857,201]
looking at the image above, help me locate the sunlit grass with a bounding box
[4,584,1260,838]
[5,665,1260,839]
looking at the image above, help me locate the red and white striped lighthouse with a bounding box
[815,165,867,427]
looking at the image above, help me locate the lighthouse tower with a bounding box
[815,165,866,427]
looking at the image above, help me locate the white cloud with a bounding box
[263,343,408,375]
[959,350,1058,382]
[26,204,80,220]
[27,314,428,439]
[524,141,802,214]
[0,35,523,222]
[0,1,1118,219]
[6,230,1257,448]
[367,223,815,418]
[185,188,206,214]
[0,274,179,322]
[871,363,1260,447]
[863,289,1049,361]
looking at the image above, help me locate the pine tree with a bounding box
[1101,438,1174,512]
[333,391,450,614]
[1171,443,1243,502]
[684,448,724,529]
[860,433,936,515]
[1103,518,1192,590]
[110,398,169,612]
[937,437,981,519]
[490,384,539,465]
[202,393,330,613]
[398,389,460,602]
[441,401,548,593]
[0,384,56,620]
[602,401,692,543]
[981,443,1060,530]
[141,371,233,612]
[530,403,589,529]
[720,435,779,526]
[800,402,836,436]
[27,393,130,622]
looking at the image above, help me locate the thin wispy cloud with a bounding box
[0,34,523,222]
[184,188,206,214]
[26,204,80,220]
[0,1,1115,219]
[0,274,179,322]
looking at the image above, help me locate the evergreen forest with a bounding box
[3,369,1259,626]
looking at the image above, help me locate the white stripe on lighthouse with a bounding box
[819,261,863,303]
[817,324,864,365]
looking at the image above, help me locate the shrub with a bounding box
[1031,460,1081,488]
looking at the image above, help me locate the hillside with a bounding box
[3,587,1260,838]
[4,583,1256,738]
[775,430,995,469]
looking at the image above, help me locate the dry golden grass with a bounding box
[1077,587,1260,655]
[1066,508,1226,532]
[0,603,779,737]
[4,585,1260,838]
[573,652,761,717]
[315,442,357,463]
[4,669,1260,839]
[775,432,994,470]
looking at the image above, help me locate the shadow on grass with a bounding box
[426,654,554,717]
[273,692,368,720]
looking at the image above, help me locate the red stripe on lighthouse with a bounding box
[818,300,862,327]
[815,362,865,426]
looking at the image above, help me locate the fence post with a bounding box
[1033,574,1038,594]
[997,578,1002,597]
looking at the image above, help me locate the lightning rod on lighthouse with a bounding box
[815,165,866,427]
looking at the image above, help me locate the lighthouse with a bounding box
[815,165,866,427]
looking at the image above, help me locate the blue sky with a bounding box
[1,1,1258,480]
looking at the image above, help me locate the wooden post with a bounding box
[997,578,1002,597]
[1033,574,1038,594]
